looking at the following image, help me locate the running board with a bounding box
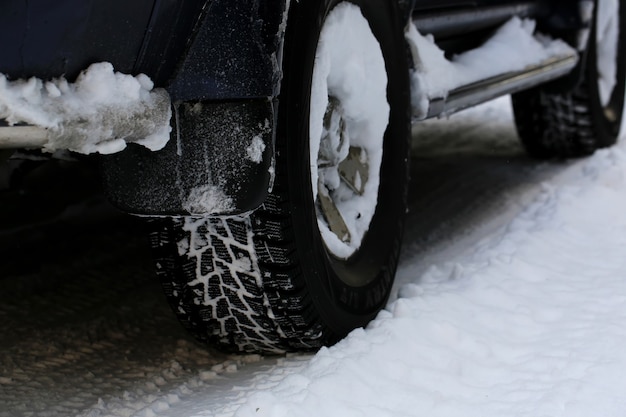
[413,3,539,40]
[425,53,579,119]
[0,125,48,149]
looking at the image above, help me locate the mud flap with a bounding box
[100,100,274,216]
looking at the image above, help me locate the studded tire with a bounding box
[150,0,411,354]
[511,0,625,159]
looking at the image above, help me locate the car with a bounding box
[0,0,623,354]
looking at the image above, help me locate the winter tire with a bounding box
[512,0,626,159]
[150,0,410,353]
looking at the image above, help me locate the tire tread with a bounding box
[512,79,600,159]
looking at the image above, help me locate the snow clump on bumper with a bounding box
[0,62,171,154]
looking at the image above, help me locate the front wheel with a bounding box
[151,0,411,353]
[512,0,626,158]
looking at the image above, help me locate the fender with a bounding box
[165,0,288,101]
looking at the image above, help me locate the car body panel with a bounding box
[0,0,156,80]
[0,0,286,101]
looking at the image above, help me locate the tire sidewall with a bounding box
[277,0,410,337]
[587,0,626,145]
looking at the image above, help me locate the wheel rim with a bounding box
[596,0,620,109]
[309,2,390,260]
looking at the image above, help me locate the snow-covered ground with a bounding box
[2,97,626,416]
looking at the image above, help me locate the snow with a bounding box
[406,17,577,118]
[309,2,389,258]
[245,136,266,163]
[227,183,626,417]
[182,185,235,215]
[0,62,171,154]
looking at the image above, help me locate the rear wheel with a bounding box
[512,0,625,158]
[151,0,410,353]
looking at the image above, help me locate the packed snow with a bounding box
[0,62,171,154]
[309,2,389,258]
[406,17,577,118]
[182,185,235,215]
[2,96,626,417]
[245,136,266,164]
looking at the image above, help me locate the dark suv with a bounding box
[0,0,623,353]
